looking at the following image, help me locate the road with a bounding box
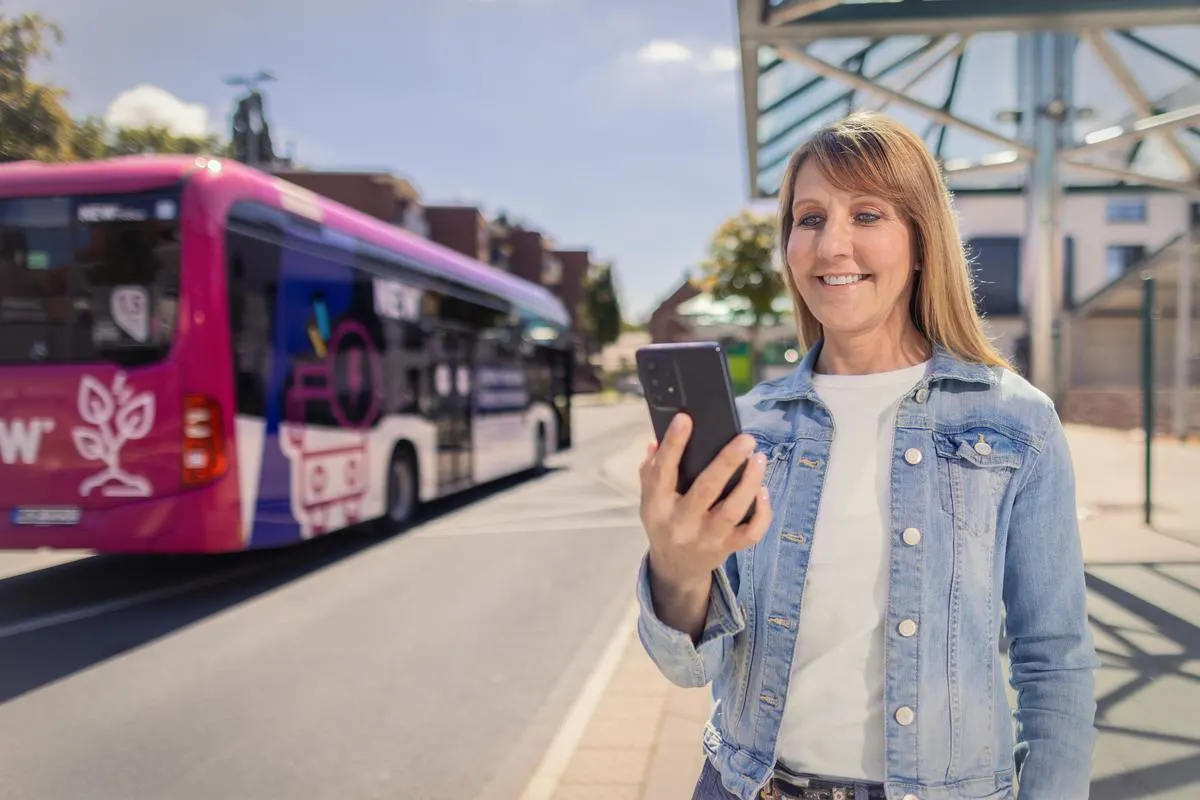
[0,401,652,800]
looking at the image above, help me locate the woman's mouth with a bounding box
[818,274,871,286]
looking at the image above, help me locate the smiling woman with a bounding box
[633,111,1099,800]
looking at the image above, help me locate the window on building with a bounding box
[965,236,1021,316]
[1106,196,1147,224]
[1105,244,1146,281]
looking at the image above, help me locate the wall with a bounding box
[424,206,487,262]
[954,190,1189,307]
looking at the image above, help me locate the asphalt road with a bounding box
[0,401,651,800]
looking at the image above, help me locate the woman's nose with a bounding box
[815,218,852,262]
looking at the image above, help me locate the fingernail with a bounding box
[759,488,770,500]
[754,453,767,466]
[670,415,684,431]
[739,437,756,455]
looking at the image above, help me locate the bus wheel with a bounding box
[382,446,419,532]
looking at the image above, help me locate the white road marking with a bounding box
[517,601,640,800]
[0,562,267,640]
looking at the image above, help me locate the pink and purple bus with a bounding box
[0,156,574,553]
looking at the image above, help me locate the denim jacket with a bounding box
[635,343,1099,800]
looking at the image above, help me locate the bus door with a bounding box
[431,323,473,492]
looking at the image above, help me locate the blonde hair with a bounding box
[776,111,1012,370]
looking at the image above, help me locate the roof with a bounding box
[737,0,1200,197]
[1075,232,1199,316]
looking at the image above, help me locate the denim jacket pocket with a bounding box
[932,427,1023,538]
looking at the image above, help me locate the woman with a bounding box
[635,112,1098,800]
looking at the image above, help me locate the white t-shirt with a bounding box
[776,360,930,781]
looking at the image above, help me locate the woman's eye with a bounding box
[796,214,822,227]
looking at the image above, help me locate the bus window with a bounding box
[0,190,182,366]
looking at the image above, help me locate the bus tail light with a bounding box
[182,394,228,488]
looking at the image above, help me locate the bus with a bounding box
[0,156,574,553]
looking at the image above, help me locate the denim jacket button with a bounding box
[903,448,923,465]
[974,440,993,455]
[898,619,918,637]
[902,527,922,546]
[914,387,929,404]
[895,706,915,725]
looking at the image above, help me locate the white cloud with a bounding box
[700,46,739,73]
[104,85,213,138]
[636,39,693,64]
[631,39,740,73]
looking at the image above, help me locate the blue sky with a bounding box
[17,0,749,320]
[12,0,1200,319]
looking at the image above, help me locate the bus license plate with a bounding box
[11,507,82,526]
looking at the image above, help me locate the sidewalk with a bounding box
[547,424,1200,800]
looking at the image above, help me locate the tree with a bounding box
[583,261,623,351]
[98,123,229,157]
[0,9,74,162]
[702,209,786,383]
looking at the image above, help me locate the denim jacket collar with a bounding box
[755,339,998,403]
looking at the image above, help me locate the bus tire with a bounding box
[380,444,419,533]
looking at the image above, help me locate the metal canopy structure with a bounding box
[735,0,1200,430]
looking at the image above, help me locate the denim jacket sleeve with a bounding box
[1003,410,1100,798]
[634,550,746,688]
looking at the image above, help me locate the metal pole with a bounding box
[1142,275,1156,526]
[1174,206,1194,439]
[1020,32,1065,395]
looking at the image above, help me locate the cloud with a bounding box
[636,40,692,64]
[103,85,213,138]
[633,39,739,73]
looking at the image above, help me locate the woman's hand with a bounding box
[638,413,773,598]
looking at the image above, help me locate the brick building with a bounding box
[270,169,428,237]
[424,205,489,262]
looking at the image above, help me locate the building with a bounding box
[955,188,1198,432]
[423,205,490,263]
[552,249,590,335]
[648,277,702,344]
[954,187,1194,364]
[270,169,428,237]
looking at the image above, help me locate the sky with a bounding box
[11,0,1200,320]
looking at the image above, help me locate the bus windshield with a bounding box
[0,188,182,366]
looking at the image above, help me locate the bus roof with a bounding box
[0,156,572,328]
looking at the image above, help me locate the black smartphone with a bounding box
[635,341,755,521]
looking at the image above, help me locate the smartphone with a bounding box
[635,341,755,522]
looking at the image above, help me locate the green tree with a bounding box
[702,209,786,383]
[583,261,623,351]
[103,123,229,157]
[0,9,74,162]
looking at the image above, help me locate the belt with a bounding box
[760,772,887,800]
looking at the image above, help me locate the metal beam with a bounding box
[760,40,879,117]
[767,0,842,28]
[1063,104,1200,156]
[936,49,969,159]
[1174,216,1195,438]
[738,0,763,200]
[1082,29,1199,177]
[776,45,1035,156]
[755,37,947,182]
[742,9,1200,45]
[1062,158,1200,192]
[1116,29,1200,81]
[872,35,970,114]
[943,152,1026,178]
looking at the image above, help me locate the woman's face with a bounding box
[786,159,919,343]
